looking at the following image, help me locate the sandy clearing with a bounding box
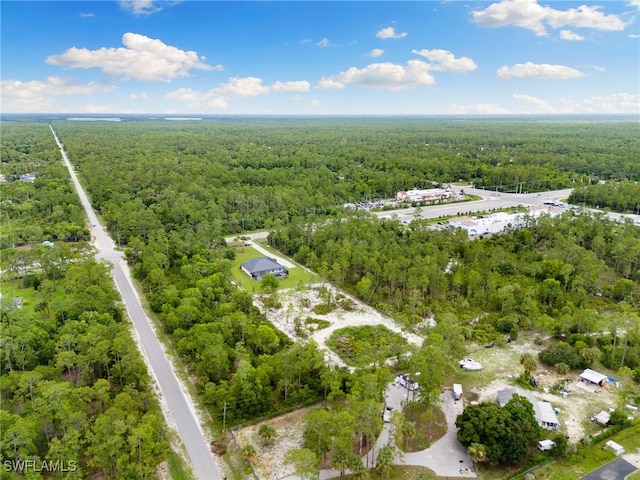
[235,407,314,480]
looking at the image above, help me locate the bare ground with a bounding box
[235,407,315,480]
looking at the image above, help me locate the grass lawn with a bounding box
[403,401,447,452]
[1,279,40,310]
[230,245,317,293]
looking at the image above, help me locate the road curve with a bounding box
[49,124,222,480]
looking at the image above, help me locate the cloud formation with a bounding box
[318,60,435,90]
[513,93,556,112]
[473,0,627,37]
[1,76,115,111]
[368,49,385,58]
[118,0,176,16]
[496,62,584,79]
[166,77,310,109]
[45,33,217,82]
[411,49,477,72]
[559,30,585,41]
[376,27,408,39]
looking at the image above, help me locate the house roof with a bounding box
[241,257,284,274]
[580,368,608,384]
[497,387,559,426]
[594,410,611,424]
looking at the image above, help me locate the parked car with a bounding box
[395,374,420,391]
[383,406,393,423]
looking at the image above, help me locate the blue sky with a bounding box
[1,0,639,115]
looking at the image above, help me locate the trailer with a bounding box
[453,383,463,400]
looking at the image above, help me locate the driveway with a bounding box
[580,458,637,480]
[399,390,476,477]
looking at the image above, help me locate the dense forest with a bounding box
[49,118,639,242]
[2,119,639,476]
[0,124,170,479]
[568,181,640,214]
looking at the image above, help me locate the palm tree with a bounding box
[402,421,416,451]
[468,442,488,471]
[258,424,277,446]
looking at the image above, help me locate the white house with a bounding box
[497,387,559,430]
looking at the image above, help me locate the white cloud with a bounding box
[316,38,332,47]
[309,99,322,108]
[45,33,217,82]
[368,49,385,58]
[546,5,627,31]
[496,62,584,79]
[513,93,556,112]
[473,0,627,37]
[629,0,640,10]
[166,77,309,110]
[118,0,177,16]
[559,30,584,41]
[0,76,115,112]
[317,78,346,90]
[318,60,435,90]
[271,80,311,92]
[472,0,549,36]
[130,92,149,100]
[411,49,477,72]
[211,77,269,98]
[79,12,95,18]
[560,93,640,114]
[443,103,511,115]
[376,27,408,39]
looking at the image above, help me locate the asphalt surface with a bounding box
[580,458,637,480]
[50,125,222,480]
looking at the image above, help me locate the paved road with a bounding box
[580,458,636,480]
[50,125,222,480]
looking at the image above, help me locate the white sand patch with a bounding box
[257,283,423,369]
[235,407,314,480]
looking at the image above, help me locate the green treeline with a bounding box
[1,124,170,479]
[569,181,640,214]
[49,118,639,241]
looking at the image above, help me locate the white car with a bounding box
[459,358,483,371]
[383,406,393,423]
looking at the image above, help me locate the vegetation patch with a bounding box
[402,401,447,452]
[326,325,408,367]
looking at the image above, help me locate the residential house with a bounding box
[497,387,559,430]
[241,257,288,281]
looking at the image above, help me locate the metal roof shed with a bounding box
[605,440,625,456]
[580,368,609,385]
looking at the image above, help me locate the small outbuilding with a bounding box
[580,368,609,387]
[240,257,288,281]
[592,410,611,426]
[605,440,625,456]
